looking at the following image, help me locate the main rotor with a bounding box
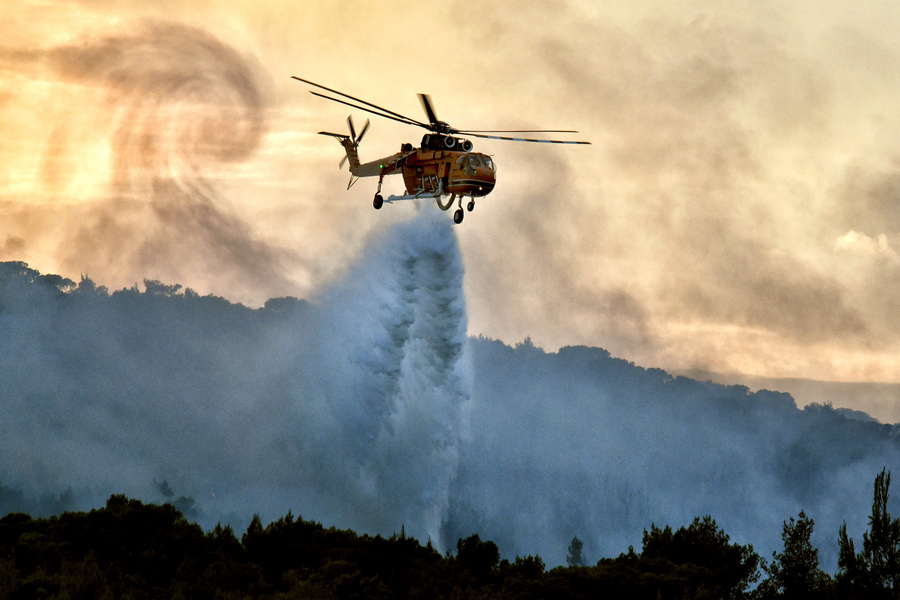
[291,76,590,146]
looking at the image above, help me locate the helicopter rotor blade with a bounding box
[295,76,590,143]
[419,93,439,127]
[308,91,428,129]
[458,129,582,134]
[464,132,591,145]
[293,76,429,129]
[356,119,370,144]
[347,115,356,142]
[317,131,349,139]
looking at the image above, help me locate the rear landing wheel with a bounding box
[467,200,475,212]
[453,209,464,224]
[373,194,383,209]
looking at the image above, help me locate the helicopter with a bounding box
[293,76,590,224]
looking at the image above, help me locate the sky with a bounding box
[1,0,899,385]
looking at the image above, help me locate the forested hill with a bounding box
[2,260,900,571]
[454,337,900,566]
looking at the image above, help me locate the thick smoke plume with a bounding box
[0,206,469,547]
[448,341,900,567]
[2,208,900,569]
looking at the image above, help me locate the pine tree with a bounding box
[566,536,585,567]
[757,510,831,598]
[838,468,900,597]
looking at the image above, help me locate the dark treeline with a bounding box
[3,470,900,599]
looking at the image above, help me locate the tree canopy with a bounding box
[757,510,831,599]
[838,468,900,599]
[2,476,899,599]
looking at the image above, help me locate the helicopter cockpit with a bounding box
[456,153,494,174]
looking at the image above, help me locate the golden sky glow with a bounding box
[1,1,899,389]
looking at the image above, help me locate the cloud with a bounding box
[0,237,24,255]
[47,20,266,179]
[829,162,900,343]
[836,230,900,263]
[670,238,868,343]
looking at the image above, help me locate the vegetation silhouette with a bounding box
[566,536,585,567]
[757,510,831,599]
[838,468,900,599]
[0,471,896,599]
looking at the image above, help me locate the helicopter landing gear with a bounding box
[467,199,475,212]
[451,194,467,224]
[373,168,386,210]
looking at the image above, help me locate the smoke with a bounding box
[1,8,899,571]
[446,341,900,568]
[1,19,297,301]
[3,214,899,570]
[0,205,469,547]
[445,4,899,379]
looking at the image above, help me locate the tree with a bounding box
[566,536,585,567]
[143,279,183,297]
[756,510,831,599]
[456,534,499,581]
[512,554,545,578]
[641,515,760,599]
[838,468,900,598]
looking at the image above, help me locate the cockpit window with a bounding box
[458,154,494,172]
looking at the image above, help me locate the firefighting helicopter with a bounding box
[292,76,590,224]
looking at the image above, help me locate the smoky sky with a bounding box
[1,19,298,301]
[2,207,900,572]
[0,8,899,575]
[1,3,898,381]
[0,208,470,548]
[451,4,899,378]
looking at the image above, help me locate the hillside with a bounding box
[2,257,900,570]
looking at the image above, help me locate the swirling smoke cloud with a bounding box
[2,20,294,299]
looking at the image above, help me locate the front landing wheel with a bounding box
[467,200,475,212]
[453,209,464,224]
[373,194,383,209]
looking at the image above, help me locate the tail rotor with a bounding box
[340,115,369,168]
